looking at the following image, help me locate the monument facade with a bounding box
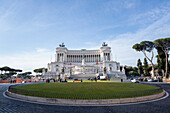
[43,42,126,79]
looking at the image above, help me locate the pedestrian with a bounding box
[121,79,123,82]
[95,77,97,82]
[158,77,160,82]
[161,77,163,82]
[81,79,82,82]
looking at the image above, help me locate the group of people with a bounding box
[46,78,67,83]
[10,80,16,83]
[137,76,163,82]
[90,77,97,82]
[46,79,50,83]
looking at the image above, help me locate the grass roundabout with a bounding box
[9,82,163,99]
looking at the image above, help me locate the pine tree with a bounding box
[143,58,150,76]
[137,59,143,76]
[157,57,163,76]
[133,41,155,77]
[154,38,170,78]
[156,47,166,74]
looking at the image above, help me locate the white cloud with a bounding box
[0,1,19,32]
[104,1,135,12]
[124,1,135,8]
[104,13,170,66]
[36,48,52,53]
[130,4,170,26]
[0,49,54,73]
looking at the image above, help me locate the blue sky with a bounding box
[0,0,170,72]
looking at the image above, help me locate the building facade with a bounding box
[43,42,126,79]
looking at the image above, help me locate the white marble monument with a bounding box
[43,42,126,79]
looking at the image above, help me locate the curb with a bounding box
[5,90,166,105]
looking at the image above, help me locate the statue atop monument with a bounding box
[59,43,65,47]
[102,42,108,47]
[82,54,85,65]
[82,54,86,59]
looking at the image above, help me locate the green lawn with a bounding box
[9,82,162,99]
[67,80,118,82]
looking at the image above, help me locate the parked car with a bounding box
[22,81,26,83]
[131,79,139,83]
[68,77,73,79]
[152,79,159,82]
[148,78,159,82]
[97,76,106,80]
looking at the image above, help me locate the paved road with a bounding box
[0,83,170,113]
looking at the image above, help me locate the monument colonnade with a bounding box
[56,53,111,63]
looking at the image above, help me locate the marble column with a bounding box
[87,55,89,62]
[93,55,94,62]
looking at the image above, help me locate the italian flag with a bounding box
[96,60,98,65]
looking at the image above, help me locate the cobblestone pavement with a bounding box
[0,83,170,113]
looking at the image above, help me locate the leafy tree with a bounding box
[143,58,150,76]
[154,38,170,78]
[124,66,139,77]
[156,56,163,76]
[156,52,165,76]
[0,66,22,79]
[0,67,3,75]
[132,41,155,77]
[18,72,32,79]
[34,68,46,74]
[120,66,123,72]
[103,67,106,74]
[2,66,11,74]
[9,68,17,75]
[24,72,32,75]
[169,60,170,74]
[44,68,47,72]
[156,47,166,74]
[124,66,128,76]
[15,69,22,73]
[137,59,143,76]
